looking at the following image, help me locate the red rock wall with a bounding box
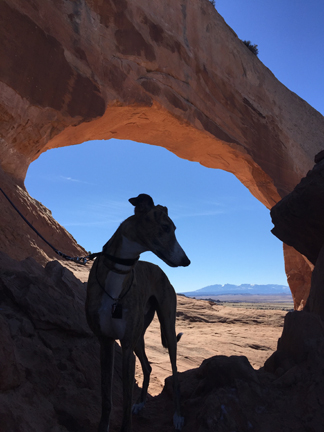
[1,0,324,301]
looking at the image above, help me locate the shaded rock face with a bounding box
[306,243,324,318]
[2,251,324,432]
[269,155,324,432]
[271,158,324,311]
[0,252,102,431]
[1,0,324,306]
[1,252,162,431]
[141,339,324,432]
[271,158,324,266]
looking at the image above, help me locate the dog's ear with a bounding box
[162,206,168,215]
[156,205,168,216]
[129,194,154,214]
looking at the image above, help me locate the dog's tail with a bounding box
[161,330,183,349]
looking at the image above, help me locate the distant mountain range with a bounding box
[181,284,290,297]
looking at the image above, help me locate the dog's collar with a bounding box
[102,252,139,267]
[103,260,133,275]
[88,251,139,266]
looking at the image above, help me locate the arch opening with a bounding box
[25,138,288,293]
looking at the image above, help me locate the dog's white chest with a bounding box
[98,295,128,340]
[98,271,129,340]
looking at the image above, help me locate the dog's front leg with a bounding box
[120,345,136,432]
[132,336,152,414]
[98,337,115,432]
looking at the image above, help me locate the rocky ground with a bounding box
[1,254,324,432]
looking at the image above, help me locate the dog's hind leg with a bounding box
[164,325,184,431]
[157,298,184,431]
[132,304,155,414]
[98,338,115,432]
[132,336,152,414]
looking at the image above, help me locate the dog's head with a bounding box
[127,194,190,268]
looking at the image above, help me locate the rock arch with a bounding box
[1,0,323,306]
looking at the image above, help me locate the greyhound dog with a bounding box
[86,194,190,432]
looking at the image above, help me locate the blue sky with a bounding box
[25,1,324,293]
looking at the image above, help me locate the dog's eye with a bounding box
[162,224,170,233]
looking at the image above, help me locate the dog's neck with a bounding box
[102,234,146,300]
[104,233,146,264]
[119,235,147,259]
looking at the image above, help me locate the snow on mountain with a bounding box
[181,283,290,297]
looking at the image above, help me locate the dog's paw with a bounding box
[173,412,184,431]
[132,401,146,415]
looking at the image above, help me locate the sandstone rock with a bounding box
[188,355,259,395]
[283,244,313,310]
[2,0,323,197]
[271,157,324,266]
[0,165,87,266]
[271,157,324,312]
[0,252,120,432]
[265,310,324,373]
[1,252,324,431]
[150,345,324,432]
[1,0,324,302]
[0,315,23,391]
[269,154,324,400]
[2,2,324,428]
[305,243,324,319]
